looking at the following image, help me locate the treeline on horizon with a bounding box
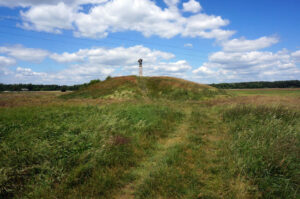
[0,83,81,92]
[0,79,104,92]
[1,79,300,91]
[210,80,300,89]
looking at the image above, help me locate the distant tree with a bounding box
[88,79,101,85]
[105,76,112,81]
[210,80,300,89]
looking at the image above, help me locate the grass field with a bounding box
[0,77,299,199]
[228,88,300,97]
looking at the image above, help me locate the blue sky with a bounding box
[0,0,300,85]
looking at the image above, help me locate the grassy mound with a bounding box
[62,76,226,100]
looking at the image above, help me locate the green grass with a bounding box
[1,85,300,198]
[135,107,248,199]
[0,103,182,198]
[136,143,204,199]
[135,108,205,199]
[223,105,300,198]
[228,89,300,97]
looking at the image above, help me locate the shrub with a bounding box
[88,79,101,85]
[105,76,112,81]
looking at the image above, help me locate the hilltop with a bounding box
[63,76,226,100]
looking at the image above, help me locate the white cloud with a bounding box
[192,34,300,83]
[20,2,75,33]
[0,45,49,62]
[0,0,107,7]
[50,51,86,63]
[184,43,193,48]
[163,0,179,8]
[13,0,233,40]
[193,49,300,82]
[73,0,183,39]
[193,63,214,75]
[291,50,300,62]
[222,36,279,52]
[183,0,202,13]
[182,14,235,40]
[1,44,192,84]
[123,59,192,77]
[185,28,235,40]
[145,60,192,74]
[50,45,175,65]
[0,0,59,7]
[0,56,16,67]
[16,67,47,77]
[158,60,192,72]
[0,56,16,77]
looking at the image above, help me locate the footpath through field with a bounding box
[113,104,248,199]
[113,105,192,199]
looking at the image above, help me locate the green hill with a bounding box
[63,76,226,100]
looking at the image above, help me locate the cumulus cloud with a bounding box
[192,63,214,75]
[1,44,192,84]
[124,60,192,75]
[154,60,192,72]
[20,2,75,33]
[50,45,175,65]
[0,56,16,67]
[0,56,16,78]
[0,0,107,7]
[73,0,185,39]
[183,0,202,13]
[193,49,300,83]
[222,36,279,52]
[191,33,300,83]
[50,51,86,63]
[0,45,49,62]
[182,15,235,40]
[291,50,300,62]
[163,0,179,7]
[12,0,234,40]
[15,67,47,77]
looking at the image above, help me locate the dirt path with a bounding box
[113,107,191,199]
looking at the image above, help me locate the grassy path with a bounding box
[113,106,191,199]
[113,105,246,198]
[190,107,250,198]
[122,105,251,198]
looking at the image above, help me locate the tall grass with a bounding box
[136,108,227,199]
[223,105,300,198]
[136,144,204,199]
[0,104,182,198]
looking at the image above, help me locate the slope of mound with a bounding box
[63,76,226,100]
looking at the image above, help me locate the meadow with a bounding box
[0,77,299,199]
[228,88,300,97]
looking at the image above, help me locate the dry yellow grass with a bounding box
[0,91,133,107]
